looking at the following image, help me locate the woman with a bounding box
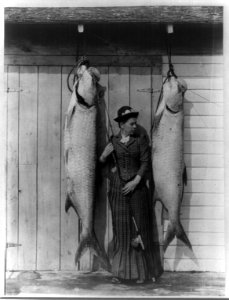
[99,106,163,284]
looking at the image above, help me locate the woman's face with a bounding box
[120,117,137,136]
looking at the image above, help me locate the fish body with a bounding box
[152,76,192,252]
[64,64,110,269]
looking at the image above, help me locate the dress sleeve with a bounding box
[137,135,150,178]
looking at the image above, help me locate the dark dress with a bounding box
[107,132,163,281]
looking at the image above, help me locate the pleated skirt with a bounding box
[108,172,163,281]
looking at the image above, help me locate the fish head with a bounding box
[163,77,187,112]
[77,65,102,106]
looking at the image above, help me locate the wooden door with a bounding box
[6,58,163,271]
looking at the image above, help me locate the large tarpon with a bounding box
[64,60,110,269]
[152,76,192,252]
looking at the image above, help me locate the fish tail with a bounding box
[75,232,111,271]
[163,221,176,252]
[164,220,192,252]
[65,191,80,217]
[176,221,192,250]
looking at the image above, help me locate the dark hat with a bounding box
[114,106,139,123]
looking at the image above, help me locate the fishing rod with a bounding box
[103,103,145,251]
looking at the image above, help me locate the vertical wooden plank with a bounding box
[225,7,229,291]
[37,66,61,270]
[96,66,109,158]
[18,165,36,270]
[18,67,38,165]
[130,67,151,135]
[151,73,164,263]
[60,67,79,270]
[93,66,110,270]
[98,67,113,262]
[18,66,38,270]
[6,66,19,271]
[100,67,112,257]
[0,67,7,292]
[108,67,130,135]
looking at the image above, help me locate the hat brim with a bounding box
[114,112,139,122]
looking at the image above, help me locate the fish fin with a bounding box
[65,195,73,213]
[66,105,76,128]
[65,194,80,218]
[75,232,111,271]
[164,220,192,252]
[183,166,187,186]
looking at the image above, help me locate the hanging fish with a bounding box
[64,59,110,270]
[152,76,192,252]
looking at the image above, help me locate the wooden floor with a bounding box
[5,270,225,297]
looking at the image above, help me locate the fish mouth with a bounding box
[166,104,181,114]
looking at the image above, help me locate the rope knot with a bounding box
[167,63,177,78]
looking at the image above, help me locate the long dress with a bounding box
[107,132,163,281]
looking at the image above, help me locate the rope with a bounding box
[166,31,177,78]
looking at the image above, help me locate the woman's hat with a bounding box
[114,106,139,123]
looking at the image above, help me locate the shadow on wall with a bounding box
[173,240,199,271]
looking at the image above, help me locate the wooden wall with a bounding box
[4,22,224,272]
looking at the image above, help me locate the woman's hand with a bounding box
[99,143,114,163]
[122,175,141,195]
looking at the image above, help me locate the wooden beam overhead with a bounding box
[5,6,223,24]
